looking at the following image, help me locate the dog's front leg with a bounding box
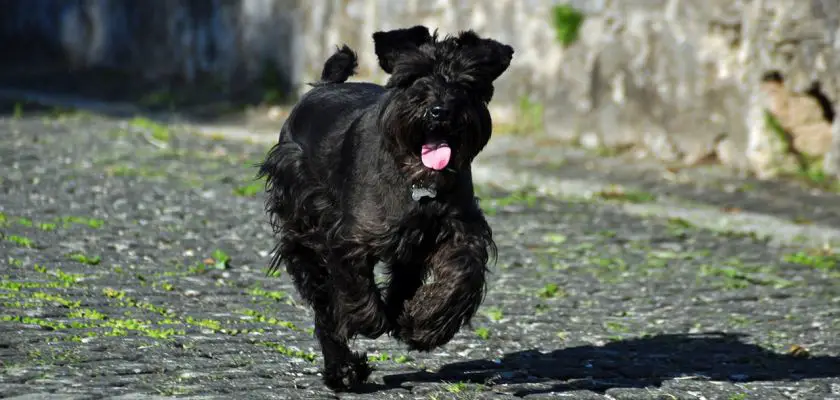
[330,254,390,340]
[384,260,427,328]
[394,219,493,351]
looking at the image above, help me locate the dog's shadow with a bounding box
[379,332,840,395]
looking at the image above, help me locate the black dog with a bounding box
[258,25,513,391]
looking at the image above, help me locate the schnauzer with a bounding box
[258,25,514,391]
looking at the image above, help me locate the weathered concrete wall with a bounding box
[296,0,840,179]
[3,0,840,179]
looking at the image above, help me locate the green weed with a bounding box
[552,4,585,47]
[474,327,491,340]
[130,117,171,142]
[783,250,838,270]
[5,235,33,248]
[68,253,101,266]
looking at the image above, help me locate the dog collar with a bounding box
[410,184,437,201]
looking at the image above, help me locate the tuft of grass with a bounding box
[187,262,207,275]
[474,327,491,340]
[394,354,412,363]
[2,214,97,231]
[102,318,184,339]
[54,269,85,285]
[184,316,222,332]
[765,110,840,191]
[783,250,838,270]
[519,96,545,132]
[604,321,630,333]
[480,187,539,216]
[552,4,585,47]
[208,248,231,270]
[32,292,81,308]
[58,216,104,229]
[38,222,57,231]
[5,235,34,248]
[537,283,565,299]
[728,314,752,328]
[483,307,504,322]
[365,352,412,364]
[68,308,106,320]
[699,258,795,290]
[764,110,793,155]
[368,353,392,362]
[665,217,695,238]
[594,185,657,203]
[106,164,169,179]
[240,309,299,330]
[68,253,101,266]
[2,315,68,330]
[103,287,127,300]
[445,382,469,394]
[248,287,286,302]
[542,233,567,245]
[258,341,317,362]
[130,117,171,142]
[233,177,265,197]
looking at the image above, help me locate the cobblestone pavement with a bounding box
[1,109,839,400]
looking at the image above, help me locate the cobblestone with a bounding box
[1,111,838,399]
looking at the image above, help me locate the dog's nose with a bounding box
[429,105,448,121]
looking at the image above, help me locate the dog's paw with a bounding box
[356,313,391,339]
[337,300,391,339]
[392,313,458,352]
[322,352,372,392]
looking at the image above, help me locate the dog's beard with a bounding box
[379,98,489,189]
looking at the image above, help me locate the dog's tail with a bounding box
[312,45,358,86]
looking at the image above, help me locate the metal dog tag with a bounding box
[411,185,437,201]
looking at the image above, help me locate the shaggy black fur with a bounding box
[257,25,514,391]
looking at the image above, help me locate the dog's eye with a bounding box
[448,81,475,95]
[389,74,421,89]
[406,76,435,90]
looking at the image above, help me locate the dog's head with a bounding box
[373,26,514,186]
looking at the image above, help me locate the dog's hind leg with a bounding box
[278,235,372,391]
[329,252,390,340]
[311,292,372,391]
[393,217,495,351]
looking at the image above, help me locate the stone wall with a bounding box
[3,0,839,179]
[296,0,840,179]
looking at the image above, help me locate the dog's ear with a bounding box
[372,25,433,74]
[456,30,515,83]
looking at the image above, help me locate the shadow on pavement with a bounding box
[381,332,840,395]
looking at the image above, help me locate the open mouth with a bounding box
[420,140,451,171]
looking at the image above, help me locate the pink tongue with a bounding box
[420,142,451,170]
